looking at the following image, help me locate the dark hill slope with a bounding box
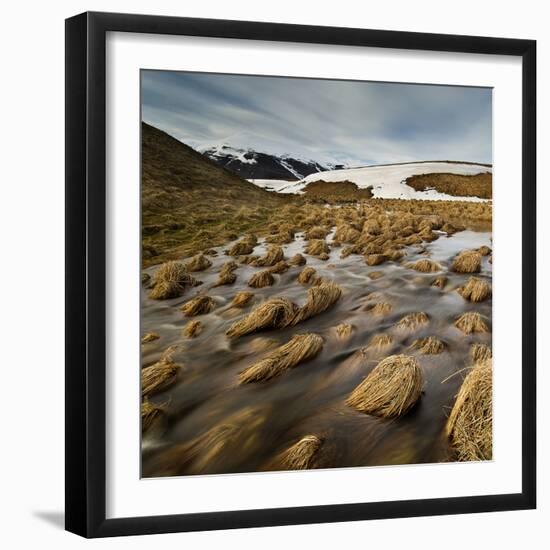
[142,123,292,266]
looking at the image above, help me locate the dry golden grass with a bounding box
[180,295,215,317]
[368,302,393,316]
[304,226,330,240]
[141,400,164,433]
[269,260,290,274]
[239,333,324,383]
[335,323,354,340]
[227,240,255,256]
[275,435,323,470]
[407,259,442,273]
[298,266,317,284]
[477,245,492,256]
[411,336,446,354]
[347,355,423,417]
[248,270,275,288]
[455,312,489,334]
[470,343,492,363]
[288,253,306,266]
[148,261,200,300]
[457,277,492,302]
[452,250,482,273]
[253,244,285,267]
[396,312,430,331]
[367,333,394,350]
[226,297,298,338]
[214,261,238,286]
[230,291,254,308]
[405,171,492,199]
[368,271,384,280]
[183,320,203,338]
[289,281,342,325]
[431,275,448,289]
[446,359,492,461]
[365,254,388,266]
[141,360,180,397]
[185,253,212,272]
[305,239,330,257]
[141,332,160,344]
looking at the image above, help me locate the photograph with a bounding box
[139,71,493,477]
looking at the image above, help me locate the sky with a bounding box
[141,70,492,166]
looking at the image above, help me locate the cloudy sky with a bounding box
[142,70,492,166]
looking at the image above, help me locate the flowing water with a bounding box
[141,229,492,477]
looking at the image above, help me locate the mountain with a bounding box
[141,123,291,266]
[199,144,328,180]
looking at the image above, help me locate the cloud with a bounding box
[141,70,492,165]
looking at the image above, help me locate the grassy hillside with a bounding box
[302,180,373,202]
[141,123,292,267]
[405,172,492,199]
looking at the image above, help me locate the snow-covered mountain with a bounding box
[199,144,329,181]
[265,161,492,202]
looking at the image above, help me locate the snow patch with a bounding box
[274,161,492,202]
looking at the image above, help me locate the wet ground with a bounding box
[141,229,492,477]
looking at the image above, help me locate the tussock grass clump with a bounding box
[367,333,394,350]
[185,253,212,272]
[457,277,492,302]
[347,355,423,417]
[289,281,342,325]
[288,253,306,266]
[365,254,388,266]
[452,250,482,273]
[298,266,317,284]
[226,298,298,338]
[253,244,284,267]
[411,336,446,354]
[265,231,294,244]
[227,240,254,256]
[305,226,330,240]
[470,343,492,362]
[239,333,323,383]
[269,260,290,274]
[446,359,492,461]
[181,295,215,316]
[319,252,330,261]
[141,332,160,344]
[368,302,393,316]
[141,400,164,433]
[231,291,254,308]
[248,270,275,288]
[477,245,492,256]
[214,261,238,286]
[335,323,354,340]
[396,312,430,331]
[142,360,180,397]
[431,275,448,289]
[334,225,361,244]
[148,261,200,300]
[455,312,489,334]
[239,254,259,265]
[305,239,330,257]
[368,271,383,280]
[183,320,203,338]
[276,435,322,470]
[407,259,442,273]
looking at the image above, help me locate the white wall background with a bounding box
[0,1,546,548]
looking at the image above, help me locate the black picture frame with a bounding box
[65,11,536,538]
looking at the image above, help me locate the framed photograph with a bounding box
[65,11,536,537]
